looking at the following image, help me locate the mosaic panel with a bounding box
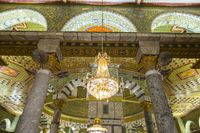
[62,11,137,32]
[0,9,47,31]
[2,56,40,73]
[0,66,18,77]
[10,22,46,31]
[165,62,200,94]
[164,58,198,70]
[177,69,198,80]
[0,101,23,115]
[169,96,200,116]
[152,12,200,33]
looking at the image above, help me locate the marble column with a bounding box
[16,69,51,133]
[145,69,177,133]
[50,107,62,133]
[143,103,155,133]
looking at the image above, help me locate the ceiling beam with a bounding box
[0,32,200,58]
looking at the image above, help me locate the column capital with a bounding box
[145,69,162,78]
[141,101,152,111]
[138,95,151,103]
[55,99,64,109]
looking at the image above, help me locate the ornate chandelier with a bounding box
[86,52,119,100]
[87,118,108,133]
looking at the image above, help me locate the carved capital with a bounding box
[145,69,162,79]
[54,99,64,109]
[141,101,152,111]
[38,69,51,75]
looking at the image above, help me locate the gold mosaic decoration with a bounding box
[0,55,200,123]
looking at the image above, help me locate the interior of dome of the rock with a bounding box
[0,1,200,133]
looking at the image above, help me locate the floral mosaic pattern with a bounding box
[0,9,47,31]
[151,12,200,33]
[62,11,137,32]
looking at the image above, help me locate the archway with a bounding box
[62,11,137,32]
[151,12,200,33]
[0,9,47,31]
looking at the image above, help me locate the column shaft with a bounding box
[50,108,62,133]
[16,69,51,133]
[145,70,177,133]
[143,109,155,133]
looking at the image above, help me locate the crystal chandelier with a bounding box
[87,118,108,133]
[87,52,119,100]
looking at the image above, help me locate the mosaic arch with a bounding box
[0,9,47,31]
[62,11,137,32]
[151,12,200,33]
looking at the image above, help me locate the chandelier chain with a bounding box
[101,0,104,53]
